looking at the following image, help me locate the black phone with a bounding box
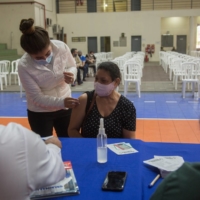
[102,171,127,191]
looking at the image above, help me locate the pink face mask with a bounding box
[94,81,115,97]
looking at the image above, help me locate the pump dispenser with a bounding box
[97,118,107,163]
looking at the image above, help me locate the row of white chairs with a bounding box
[0,59,21,91]
[190,51,200,58]
[159,51,200,98]
[111,51,145,98]
[94,52,114,66]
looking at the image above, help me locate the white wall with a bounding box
[0,1,199,60]
[197,16,200,24]
[0,0,57,54]
[35,0,57,38]
[161,17,190,51]
[0,3,34,55]
[57,9,200,61]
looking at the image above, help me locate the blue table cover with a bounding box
[47,138,200,200]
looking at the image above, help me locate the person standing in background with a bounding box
[85,50,97,76]
[78,50,88,81]
[18,18,79,138]
[71,48,84,86]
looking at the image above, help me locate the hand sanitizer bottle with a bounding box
[97,118,107,163]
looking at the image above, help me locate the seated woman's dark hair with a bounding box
[19,18,50,54]
[97,62,121,82]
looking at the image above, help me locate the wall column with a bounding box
[189,16,197,54]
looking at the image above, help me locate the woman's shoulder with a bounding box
[119,95,135,109]
[18,53,33,70]
[84,90,95,97]
[79,90,94,103]
[51,40,70,54]
[51,40,66,47]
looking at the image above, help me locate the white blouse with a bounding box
[18,40,77,112]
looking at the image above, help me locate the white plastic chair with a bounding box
[181,62,199,98]
[173,61,188,90]
[0,60,10,75]
[169,58,182,81]
[124,62,141,98]
[113,57,127,85]
[0,61,8,87]
[111,60,124,85]
[0,75,5,90]
[10,59,20,85]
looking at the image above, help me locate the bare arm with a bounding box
[123,129,135,139]
[68,93,87,137]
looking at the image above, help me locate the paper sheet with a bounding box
[143,156,184,178]
[107,142,138,155]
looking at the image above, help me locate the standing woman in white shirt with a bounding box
[18,18,79,137]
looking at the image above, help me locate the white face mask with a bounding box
[34,52,53,65]
[94,81,115,97]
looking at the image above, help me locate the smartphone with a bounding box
[102,171,127,191]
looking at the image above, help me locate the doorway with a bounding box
[176,35,187,54]
[131,36,141,51]
[100,37,111,52]
[87,37,98,53]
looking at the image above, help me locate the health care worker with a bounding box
[18,18,79,137]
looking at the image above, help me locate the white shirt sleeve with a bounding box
[0,123,66,200]
[18,68,67,110]
[25,126,66,190]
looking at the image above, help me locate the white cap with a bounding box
[100,118,104,129]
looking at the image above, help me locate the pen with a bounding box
[148,174,160,188]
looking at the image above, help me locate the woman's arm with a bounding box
[18,67,66,109]
[68,93,87,137]
[123,129,135,139]
[122,100,136,139]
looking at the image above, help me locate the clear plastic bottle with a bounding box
[97,118,107,163]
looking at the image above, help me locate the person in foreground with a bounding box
[150,162,200,200]
[0,123,65,200]
[18,18,79,138]
[68,61,136,138]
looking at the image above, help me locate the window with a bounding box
[87,0,97,12]
[101,0,128,12]
[131,0,141,11]
[161,35,173,47]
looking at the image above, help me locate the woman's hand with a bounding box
[45,137,62,148]
[64,97,80,108]
[63,72,74,84]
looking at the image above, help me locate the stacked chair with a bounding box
[0,60,10,90]
[0,59,23,97]
[111,51,145,98]
[160,51,200,98]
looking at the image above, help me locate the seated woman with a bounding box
[68,61,136,138]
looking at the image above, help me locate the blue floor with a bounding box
[0,92,200,119]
